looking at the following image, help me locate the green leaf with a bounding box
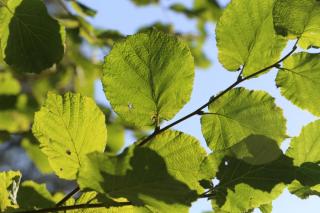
[288,180,320,199]
[0,171,21,212]
[216,0,286,76]
[259,203,272,213]
[200,135,283,182]
[78,131,206,212]
[287,120,320,166]
[102,30,194,127]
[276,52,320,116]
[17,181,54,210]
[212,151,294,213]
[0,71,20,95]
[70,1,97,17]
[0,95,31,133]
[0,110,29,133]
[131,0,158,6]
[193,0,222,22]
[68,192,149,213]
[273,0,320,49]
[105,123,125,154]
[21,138,53,174]
[0,0,64,73]
[32,92,107,180]
[170,4,206,19]
[286,120,320,198]
[201,88,287,151]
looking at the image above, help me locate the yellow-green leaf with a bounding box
[32,92,107,180]
[216,0,286,76]
[102,30,194,127]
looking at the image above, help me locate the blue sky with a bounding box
[79,0,320,212]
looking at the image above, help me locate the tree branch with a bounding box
[138,40,298,146]
[17,202,131,213]
[56,186,80,207]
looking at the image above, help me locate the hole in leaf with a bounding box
[66,150,71,155]
[128,103,133,110]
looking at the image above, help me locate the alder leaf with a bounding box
[78,131,206,212]
[216,0,286,76]
[276,52,320,116]
[210,137,294,213]
[201,88,287,151]
[0,0,64,73]
[285,120,320,199]
[0,170,21,212]
[273,0,320,49]
[32,92,107,180]
[287,120,320,166]
[102,30,194,127]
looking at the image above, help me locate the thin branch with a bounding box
[56,186,80,207]
[138,40,298,146]
[17,202,131,213]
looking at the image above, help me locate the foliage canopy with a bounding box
[0,0,320,212]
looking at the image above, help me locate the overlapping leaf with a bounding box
[276,52,320,116]
[202,136,293,213]
[273,0,320,49]
[216,0,287,76]
[17,181,54,210]
[0,0,64,73]
[286,120,320,198]
[32,92,107,180]
[21,138,53,174]
[78,131,206,212]
[0,171,21,212]
[102,30,194,127]
[201,88,287,151]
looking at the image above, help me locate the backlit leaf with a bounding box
[78,131,206,212]
[32,92,107,180]
[201,88,287,151]
[103,30,194,127]
[276,52,320,116]
[0,0,64,73]
[216,0,286,76]
[273,0,320,49]
[0,171,21,212]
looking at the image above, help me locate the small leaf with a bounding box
[0,71,20,95]
[32,92,107,180]
[78,131,206,212]
[286,120,320,166]
[131,0,158,6]
[103,30,194,127]
[0,0,64,73]
[70,1,97,17]
[0,170,21,212]
[273,0,320,49]
[17,181,54,210]
[201,88,287,151]
[276,52,320,116]
[21,138,53,174]
[216,0,286,76]
[105,123,125,154]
